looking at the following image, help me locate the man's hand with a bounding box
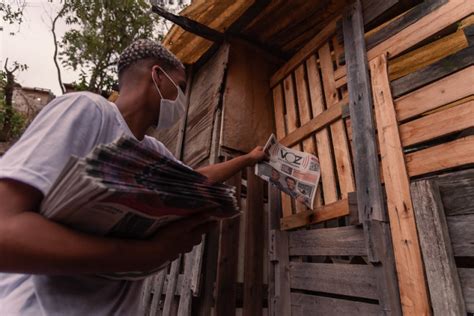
[245,146,267,167]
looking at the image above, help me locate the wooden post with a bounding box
[411,180,466,315]
[267,185,291,316]
[370,53,431,315]
[343,1,402,314]
[243,169,265,315]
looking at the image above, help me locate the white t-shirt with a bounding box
[0,92,180,315]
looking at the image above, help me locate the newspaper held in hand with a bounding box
[40,136,239,280]
[255,134,321,209]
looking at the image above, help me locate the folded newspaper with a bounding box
[40,136,239,279]
[255,134,321,209]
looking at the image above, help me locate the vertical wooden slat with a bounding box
[215,172,242,315]
[319,43,355,199]
[163,256,181,316]
[177,248,197,316]
[411,180,466,315]
[306,54,338,205]
[272,84,293,216]
[243,169,264,316]
[149,270,166,316]
[343,1,402,314]
[370,53,430,316]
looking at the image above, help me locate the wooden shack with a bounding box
[141,0,474,315]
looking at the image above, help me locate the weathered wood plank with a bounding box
[370,54,430,315]
[437,169,474,216]
[400,99,474,147]
[283,75,299,134]
[411,180,466,315]
[391,45,474,97]
[343,3,402,313]
[177,248,197,316]
[319,43,355,199]
[243,170,264,316]
[395,66,474,122]
[162,256,181,316]
[147,270,166,316]
[291,292,381,316]
[272,84,286,140]
[267,185,291,316]
[458,268,474,313]
[280,198,349,230]
[362,0,398,26]
[289,262,378,299]
[365,0,448,49]
[288,225,366,256]
[447,214,474,257]
[306,54,338,205]
[406,136,474,177]
[388,27,469,81]
[280,100,346,148]
[270,17,338,87]
[367,0,472,60]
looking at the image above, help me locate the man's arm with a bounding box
[0,179,215,275]
[197,146,266,184]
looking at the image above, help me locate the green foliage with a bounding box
[0,69,26,140]
[59,0,160,92]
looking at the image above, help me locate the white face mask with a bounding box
[152,67,187,130]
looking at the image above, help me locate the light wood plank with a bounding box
[294,64,316,155]
[280,198,349,230]
[177,248,197,316]
[288,225,366,256]
[291,293,381,316]
[395,66,474,122]
[272,84,286,140]
[400,99,474,147]
[162,257,181,316]
[370,54,430,316]
[289,262,378,299]
[283,75,299,133]
[306,54,338,205]
[406,136,474,177]
[319,43,355,199]
[411,180,466,315]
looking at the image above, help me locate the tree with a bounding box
[0,0,26,25]
[0,59,28,141]
[58,0,160,93]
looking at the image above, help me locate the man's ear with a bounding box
[151,65,162,84]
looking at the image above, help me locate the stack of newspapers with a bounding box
[40,136,239,240]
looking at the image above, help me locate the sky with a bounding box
[0,0,190,96]
[1,1,81,96]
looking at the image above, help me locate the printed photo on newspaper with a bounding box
[255,134,321,209]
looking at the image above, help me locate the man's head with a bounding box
[271,168,280,181]
[117,39,186,129]
[285,177,296,191]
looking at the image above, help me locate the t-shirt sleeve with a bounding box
[0,93,104,196]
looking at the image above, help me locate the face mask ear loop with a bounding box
[152,70,164,100]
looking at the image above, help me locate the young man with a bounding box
[0,39,265,315]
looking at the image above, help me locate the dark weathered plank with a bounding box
[267,185,291,316]
[289,262,378,299]
[343,3,402,314]
[391,45,474,97]
[366,0,448,49]
[243,169,264,316]
[447,214,474,257]
[291,292,381,316]
[459,268,474,313]
[362,0,398,25]
[411,180,466,315]
[288,225,366,256]
[437,169,474,216]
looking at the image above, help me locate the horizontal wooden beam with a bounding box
[288,225,366,256]
[399,99,474,147]
[289,262,378,299]
[280,198,350,230]
[394,66,474,121]
[291,293,381,316]
[151,5,225,43]
[406,135,474,177]
[280,99,348,148]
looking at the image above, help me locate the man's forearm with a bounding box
[197,154,253,184]
[0,211,164,275]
